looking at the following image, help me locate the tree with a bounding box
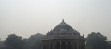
[86,32,108,49]
[5,34,24,49]
[107,41,111,49]
[24,33,44,49]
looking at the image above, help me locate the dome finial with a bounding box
[62,19,64,22]
[59,19,66,25]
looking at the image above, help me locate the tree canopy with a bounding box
[86,32,108,49]
[24,33,44,49]
[5,34,24,49]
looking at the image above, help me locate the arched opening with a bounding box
[56,42,60,49]
[61,42,66,49]
[67,42,73,49]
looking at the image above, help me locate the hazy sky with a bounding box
[0,0,111,41]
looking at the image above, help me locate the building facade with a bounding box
[42,19,85,49]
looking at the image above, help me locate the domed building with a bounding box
[42,19,85,49]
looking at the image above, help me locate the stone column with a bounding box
[66,42,67,49]
[49,41,50,49]
[52,41,55,49]
[77,40,79,49]
[60,40,61,49]
[76,40,78,49]
[72,41,75,49]
[49,41,52,49]
[46,42,48,49]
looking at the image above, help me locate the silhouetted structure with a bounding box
[0,40,5,49]
[42,19,85,49]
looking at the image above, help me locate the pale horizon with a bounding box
[0,0,111,41]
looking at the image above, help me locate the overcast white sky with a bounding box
[0,0,111,41]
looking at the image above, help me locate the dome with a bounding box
[47,19,80,36]
[53,19,73,31]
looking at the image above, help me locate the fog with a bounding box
[0,0,111,40]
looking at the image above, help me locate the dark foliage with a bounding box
[5,34,24,49]
[4,33,44,49]
[23,33,44,49]
[86,32,109,49]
